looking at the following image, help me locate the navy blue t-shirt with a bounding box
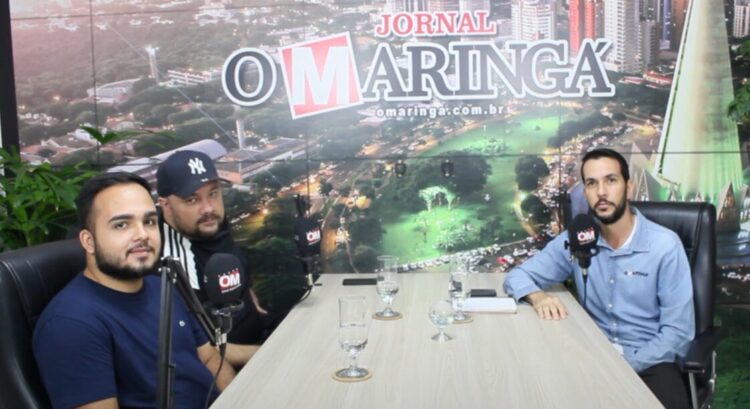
[33,274,218,409]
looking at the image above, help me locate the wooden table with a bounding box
[211,273,663,409]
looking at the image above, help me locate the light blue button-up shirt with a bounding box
[503,209,695,373]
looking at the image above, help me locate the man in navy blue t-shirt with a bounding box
[33,172,235,409]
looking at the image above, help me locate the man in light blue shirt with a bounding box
[504,148,694,409]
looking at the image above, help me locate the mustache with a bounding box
[596,200,614,207]
[197,213,221,224]
[127,242,154,255]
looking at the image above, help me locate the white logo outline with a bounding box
[187,158,207,175]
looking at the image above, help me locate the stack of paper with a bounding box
[463,297,517,314]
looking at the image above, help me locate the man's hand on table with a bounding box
[525,291,568,320]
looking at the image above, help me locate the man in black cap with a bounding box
[156,150,265,366]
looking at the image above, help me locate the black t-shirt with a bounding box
[159,215,262,343]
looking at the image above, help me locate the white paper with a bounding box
[463,297,517,313]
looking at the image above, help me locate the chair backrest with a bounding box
[631,201,717,336]
[0,239,85,409]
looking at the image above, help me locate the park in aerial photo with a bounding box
[318,101,624,274]
[376,107,571,263]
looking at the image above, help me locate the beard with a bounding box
[94,242,157,280]
[592,197,628,225]
[178,212,222,239]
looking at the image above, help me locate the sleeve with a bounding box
[32,316,117,409]
[502,234,575,301]
[627,238,695,373]
[173,289,211,348]
[187,306,211,348]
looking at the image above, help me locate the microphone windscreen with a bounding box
[567,213,600,254]
[294,217,322,257]
[203,253,246,305]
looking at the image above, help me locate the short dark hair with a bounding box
[76,172,152,231]
[580,148,630,182]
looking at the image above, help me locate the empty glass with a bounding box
[449,254,470,274]
[377,255,398,275]
[375,255,400,319]
[449,270,471,322]
[336,296,370,379]
[429,300,454,341]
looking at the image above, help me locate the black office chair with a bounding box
[0,239,85,409]
[630,201,725,409]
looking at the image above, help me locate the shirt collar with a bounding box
[629,208,650,252]
[596,207,649,253]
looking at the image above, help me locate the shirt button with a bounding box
[608,304,613,309]
[609,279,614,284]
[612,322,617,327]
[614,337,619,342]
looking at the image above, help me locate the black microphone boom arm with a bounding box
[162,257,220,345]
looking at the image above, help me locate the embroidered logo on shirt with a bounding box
[624,270,648,277]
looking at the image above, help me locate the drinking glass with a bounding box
[449,270,471,322]
[336,296,369,379]
[449,254,470,275]
[375,255,400,318]
[429,299,454,341]
[377,255,398,275]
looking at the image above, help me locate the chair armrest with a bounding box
[683,326,727,373]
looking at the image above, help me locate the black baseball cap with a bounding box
[156,150,229,198]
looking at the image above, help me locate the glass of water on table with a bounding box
[334,296,371,381]
[374,255,401,320]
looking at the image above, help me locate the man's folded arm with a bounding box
[503,235,573,301]
[198,342,236,391]
[76,398,119,409]
[628,248,695,373]
[224,343,260,368]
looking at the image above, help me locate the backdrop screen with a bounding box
[8,0,750,308]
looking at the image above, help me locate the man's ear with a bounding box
[79,229,95,254]
[158,196,172,219]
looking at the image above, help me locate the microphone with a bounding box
[293,194,321,287]
[202,253,246,346]
[294,216,322,286]
[294,217,322,258]
[565,213,601,278]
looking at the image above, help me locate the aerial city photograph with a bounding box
[6,0,750,405]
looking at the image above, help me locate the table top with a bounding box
[211,273,663,409]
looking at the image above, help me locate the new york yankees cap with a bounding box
[156,150,228,198]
